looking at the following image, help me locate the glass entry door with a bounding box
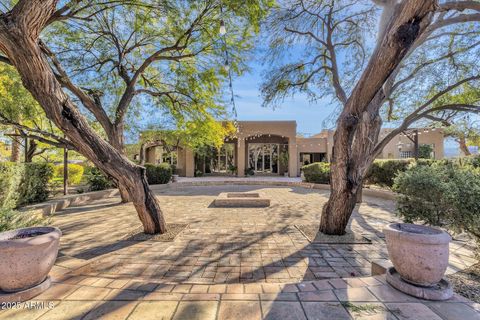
[248,143,279,174]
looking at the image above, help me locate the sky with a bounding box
[227,56,339,137]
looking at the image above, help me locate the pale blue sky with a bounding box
[229,59,339,137]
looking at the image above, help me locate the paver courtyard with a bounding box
[1,184,478,319]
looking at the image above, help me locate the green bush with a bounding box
[393,164,480,249]
[302,162,330,184]
[365,159,411,187]
[54,164,84,185]
[18,163,54,206]
[86,167,115,191]
[0,162,53,206]
[145,163,172,184]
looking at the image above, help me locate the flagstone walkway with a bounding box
[1,184,478,319]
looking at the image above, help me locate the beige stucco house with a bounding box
[142,121,444,177]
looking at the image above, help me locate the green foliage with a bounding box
[302,162,330,184]
[0,162,53,207]
[145,164,172,184]
[365,159,412,187]
[418,144,433,159]
[17,163,54,206]
[54,164,84,185]
[393,164,480,249]
[86,167,115,191]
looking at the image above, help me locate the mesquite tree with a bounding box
[0,0,270,234]
[262,0,480,234]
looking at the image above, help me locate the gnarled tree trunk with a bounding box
[458,136,471,156]
[109,125,132,203]
[10,132,20,162]
[320,0,437,235]
[0,0,166,234]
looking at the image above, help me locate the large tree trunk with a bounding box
[320,0,436,235]
[109,125,132,203]
[0,0,166,234]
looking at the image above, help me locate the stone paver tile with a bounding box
[260,293,298,301]
[171,284,192,293]
[128,301,178,320]
[357,277,384,287]
[221,293,259,300]
[64,286,111,300]
[334,287,379,302]
[107,279,130,289]
[329,279,349,289]
[226,284,244,293]
[368,286,418,302]
[78,277,103,286]
[190,285,209,293]
[38,301,99,320]
[302,302,351,320]
[208,284,227,293]
[155,284,175,292]
[343,302,396,320]
[280,283,299,292]
[311,280,333,291]
[182,294,220,301]
[218,301,262,320]
[427,302,480,320]
[127,282,158,292]
[34,283,80,300]
[345,278,369,288]
[298,290,338,302]
[105,289,146,301]
[172,301,218,320]
[142,292,184,301]
[386,303,442,320]
[261,301,307,320]
[245,283,263,293]
[297,283,317,292]
[83,301,138,320]
[262,283,281,293]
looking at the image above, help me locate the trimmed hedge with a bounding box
[145,163,172,184]
[302,162,330,184]
[365,159,412,187]
[54,164,84,185]
[0,162,53,206]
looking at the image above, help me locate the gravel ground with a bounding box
[447,262,480,303]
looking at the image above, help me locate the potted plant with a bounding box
[0,226,61,292]
[383,223,451,286]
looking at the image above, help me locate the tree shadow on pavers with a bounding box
[72,240,143,260]
[55,200,127,216]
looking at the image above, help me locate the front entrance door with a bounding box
[248,143,279,174]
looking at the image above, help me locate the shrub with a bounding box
[54,164,84,185]
[86,167,115,191]
[145,163,172,184]
[393,164,480,250]
[365,159,411,187]
[302,162,330,184]
[1,162,54,206]
[17,163,54,206]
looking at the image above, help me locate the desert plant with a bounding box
[393,164,480,251]
[302,162,330,184]
[17,163,54,206]
[54,164,84,185]
[145,163,172,184]
[86,167,115,191]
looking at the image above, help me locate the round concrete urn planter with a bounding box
[383,223,451,287]
[0,226,61,292]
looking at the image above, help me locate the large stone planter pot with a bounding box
[383,223,451,287]
[0,226,61,292]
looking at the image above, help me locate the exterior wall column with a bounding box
[146,147,156,164]
[185,148,195,177]
[237,139,246,177]
[288,137,298,177]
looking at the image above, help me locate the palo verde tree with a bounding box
[0,64,73,162]
[262,0,480,234]
[0,0,272,234]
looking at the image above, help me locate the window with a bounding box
[400,151,413,158]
